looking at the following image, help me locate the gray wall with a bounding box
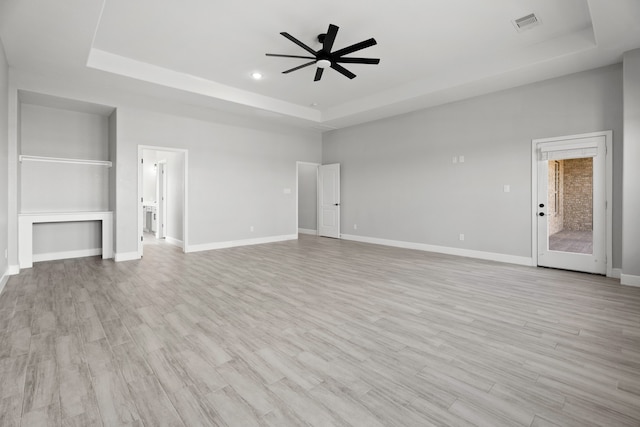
[118,108,321,252]
[323,65,623,266]
[0,39,8,278]
[142,150,158,203]
[623,50,640,280]
[164,151,184,242]
[7,70,322,262]
[32,221,101,257]
[19,103,108,256]
[298,163,317,231]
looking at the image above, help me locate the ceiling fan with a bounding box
[266,24,380,81]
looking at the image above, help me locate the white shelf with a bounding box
[18,211,113,269]
[19,155,112,167]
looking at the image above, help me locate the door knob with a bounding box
[539,203,545,208]
[334,203,340,206]
[539,212,545,217]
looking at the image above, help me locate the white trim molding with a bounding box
[18,211,114,269]
[298,228,317,235]
[621,274,640,287]
[138,145,189,259]
[114,252,141,262]
[33,248,102,263]
[610,268,622,279]
[186,234,297,253]
[341,234,534,266]
[19,154,112,167]
[0,270,10,295]
[0,266,18,294]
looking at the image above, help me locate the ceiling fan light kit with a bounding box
[266,24,380,81]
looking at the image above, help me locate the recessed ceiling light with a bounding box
[251,72,263,80]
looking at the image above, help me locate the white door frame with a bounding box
[296,161,320,236]
[531,131,613,276]
[138,145,189,257]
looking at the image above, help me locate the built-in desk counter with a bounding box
[18,211,113,269]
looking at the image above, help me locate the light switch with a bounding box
[452,156,458,164]
[459,155,465,163]
[503,185,510,193]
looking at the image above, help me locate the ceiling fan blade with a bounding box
[266,53,316,60]
[334,57,380,64]
[323,24,339,52]
[280,32,318,56]
[330,63,356,79]
[314,68,324,81]
[332,38,377,57]
[282,61,317,74]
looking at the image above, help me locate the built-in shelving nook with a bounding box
[17,91,116,267]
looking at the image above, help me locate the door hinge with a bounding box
[141,158,144,164]
[141,236,143,242]
[141,197,143,203]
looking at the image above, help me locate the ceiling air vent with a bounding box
[513,13,540,32]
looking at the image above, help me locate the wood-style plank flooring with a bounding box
[1,235,640,426]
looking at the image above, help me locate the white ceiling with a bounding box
[1,0,640,130]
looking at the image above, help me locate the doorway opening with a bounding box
[531,131,612,276]
[296,162,320,236]
[296,162,342,239]
[138,146,189,257]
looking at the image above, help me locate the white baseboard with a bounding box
[0,269,10,295]
[298,228,317,235]
[2,265,21,293]
[114,251,141,262]
[32,248,102,263]
[186,234,297,253]
[621,273,640,287]
[341,234,534,266]
[165,236,184,249]
[609,268,622,279]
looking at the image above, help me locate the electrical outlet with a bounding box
[250,226,254,232]
[503,184,510,193]
[353,224,358,230]
[459,234,465,241]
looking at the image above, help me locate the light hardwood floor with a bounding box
[1,235,640,426]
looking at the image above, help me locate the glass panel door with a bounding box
[546,158,593,255]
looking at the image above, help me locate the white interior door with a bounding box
[157,161,167,239]
[536,136,606,274]
[318,164,340,238]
